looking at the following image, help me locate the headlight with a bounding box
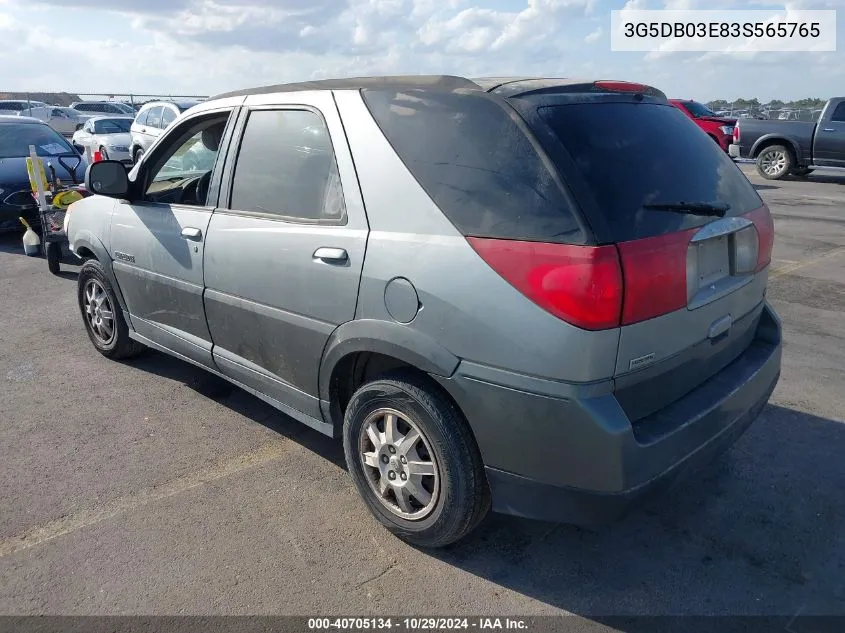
[720,125,734,135]
[108,145,130,152]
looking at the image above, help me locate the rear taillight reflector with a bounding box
[617,229,697,326]
[744,205,774,271]
[733,125,740,143]
[467,238,623,331]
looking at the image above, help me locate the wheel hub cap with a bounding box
[762,151,786,175]
[359,407,440,521]
[83,279,115,345]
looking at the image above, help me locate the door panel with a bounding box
[204,218,367,407]
[813,101,845,167]
[204,91,369,412]
[110,203,213,365]
[109,104,240,368]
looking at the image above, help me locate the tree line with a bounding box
[706,98,828,111]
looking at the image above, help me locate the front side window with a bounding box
[143,113,229,207]
[831,102,845,123]
[229,109,346,223]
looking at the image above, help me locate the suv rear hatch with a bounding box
[507,84,773,423]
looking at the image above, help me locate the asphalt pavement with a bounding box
[0,164,843,623]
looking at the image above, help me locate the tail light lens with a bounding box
[617,230,696,325]
[733,125,740,143]
[732,225,759,275]
[466,238,623,330]
[744,205,774,271]
[470,208,772,331]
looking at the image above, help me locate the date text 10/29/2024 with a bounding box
[308,618,528,630]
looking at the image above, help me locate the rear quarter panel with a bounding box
[333,90,620,384]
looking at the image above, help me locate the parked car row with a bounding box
[65,75,781,548]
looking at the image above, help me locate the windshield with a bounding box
[684,101,718,118]
[0,123,76,159]
[93,118,132,134]
[535,101,762,241]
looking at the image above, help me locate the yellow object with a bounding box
[52,189,83,209]
[25,156,49,195]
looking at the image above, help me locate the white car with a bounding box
[72,116,134,164]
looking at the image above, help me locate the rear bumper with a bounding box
[436,302,782,527]
[729,143,743,158]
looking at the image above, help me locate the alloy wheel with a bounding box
[359,407,440,520]
[83,279,115,345]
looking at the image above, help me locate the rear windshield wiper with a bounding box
[642,202,730,217]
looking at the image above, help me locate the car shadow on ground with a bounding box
[796,174,845,185]
[127,350,845,619]
[128,350,345,469]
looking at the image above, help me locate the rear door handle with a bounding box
[313,247,348,263]
[181,227,202,241]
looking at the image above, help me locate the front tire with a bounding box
[45,241,61,275]
[343,371,490,548]
[77,259,145,359]
[756,144,793,180]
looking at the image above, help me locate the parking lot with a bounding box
[0,164,843,621]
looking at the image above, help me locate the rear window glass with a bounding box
[362,89,584,243]
[536,102,763,242]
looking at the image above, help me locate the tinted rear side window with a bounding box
[535,102,763,242]
[362,89,584,243]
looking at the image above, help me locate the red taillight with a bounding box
[733,125,740,143]
[593,80,647,93]
[617,229,696,325]
[467,238,623,331]
[744,205,774,271]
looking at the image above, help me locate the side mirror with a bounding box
[85,160,130,198]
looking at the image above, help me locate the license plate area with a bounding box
[695,235,729,286]
[686,218,756,310]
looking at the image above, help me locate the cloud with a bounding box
[585,26,603,43]
[0,0,839,100]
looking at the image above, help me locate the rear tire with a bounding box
[45,241,61,275]
[343,371,490,548]
[77,259,145,360]
[756,144,793,180]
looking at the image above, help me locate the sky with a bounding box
[0,0,842,102]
